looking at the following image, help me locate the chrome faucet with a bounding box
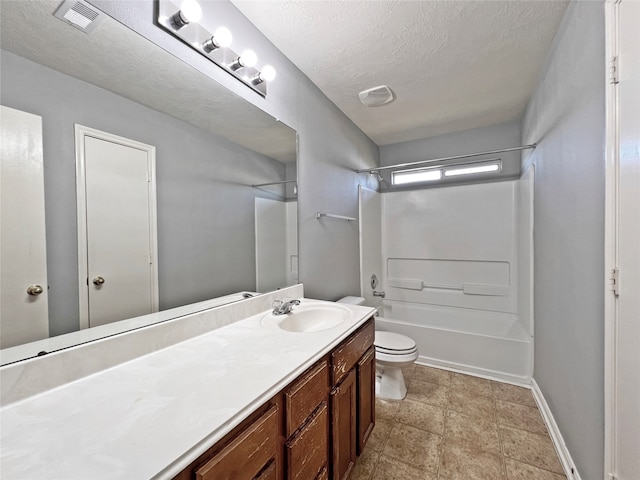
[272,298,301,315]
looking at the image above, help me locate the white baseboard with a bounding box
[416,355,531,387]
[531,379,582,480]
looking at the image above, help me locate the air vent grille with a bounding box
[358,85,395,107]
[54,0,104,33]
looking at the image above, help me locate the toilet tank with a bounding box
[336,296,366,306]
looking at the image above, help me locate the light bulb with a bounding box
[252,65,277,84]
[180,0,202,23]
[203,27,233,53]
[170,0,201,29]
[239,49,257,68]
[260,65,276,82]
[214,27,232,48]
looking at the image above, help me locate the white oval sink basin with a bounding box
[261,304,350,333]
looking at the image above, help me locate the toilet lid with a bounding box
[374,331,416,351]
[376,345,418,355]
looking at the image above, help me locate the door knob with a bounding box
[92,276,105,286]
[27,285,44,296]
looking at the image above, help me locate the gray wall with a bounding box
[379,120,522,190]
[521,2,605,479]
[90,0,379,302]
[1,51,287,337]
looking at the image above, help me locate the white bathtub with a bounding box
[376,301,531,384]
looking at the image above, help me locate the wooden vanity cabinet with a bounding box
[330,369,357,480]
[284,360,330,480]
[329,319,375,480]
[173,316,375,480]
[356,347,376,454]
[286,403,328,479]
[174,400,283,480]
[254,462,277,480]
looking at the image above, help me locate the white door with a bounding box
[0,106,49,348]
[76,126,158,328]
[255,197,288,292]
[606,1,640,478]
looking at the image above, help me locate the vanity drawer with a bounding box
[331,319,374,385]
[285,360,329,437]
[286,403,328,480]
[255,461,277,480]
[195,405,278,480]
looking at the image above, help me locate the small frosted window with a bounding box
[391,159,502,185]
[444,162,500,177]
[392,169,442,185]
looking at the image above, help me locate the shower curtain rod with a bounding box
[251,179,297,188]
[354,144,536,174]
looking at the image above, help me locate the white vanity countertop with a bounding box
[0,299,374,479]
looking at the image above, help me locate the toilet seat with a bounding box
[376,345,418,355]
[374,331,419,367]
[375,331,416,353]
[376,349,419,364]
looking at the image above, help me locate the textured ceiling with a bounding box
[232,0,569,146]
[0,0,295,163]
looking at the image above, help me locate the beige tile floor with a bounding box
[350,364,567,480]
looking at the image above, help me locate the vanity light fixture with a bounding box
[169,0,202,30]
[157,0,274,96]
[202,26,232,52]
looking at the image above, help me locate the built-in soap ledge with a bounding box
[0,284,304,407]
[387,277,509,296]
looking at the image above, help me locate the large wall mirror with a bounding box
[0,0,298,364]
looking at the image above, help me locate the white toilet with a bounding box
[337,296,418,400]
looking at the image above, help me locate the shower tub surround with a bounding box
[360,180,533,383]
[0,284,375,479]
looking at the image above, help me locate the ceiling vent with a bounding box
[54,0,104,34]
[358,85,395,107]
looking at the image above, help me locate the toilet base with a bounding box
[375,365,408,400]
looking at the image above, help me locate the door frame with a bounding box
[75,125,159,329]
[604,0,640,477]
[603,1,619,475]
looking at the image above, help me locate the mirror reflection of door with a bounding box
[76,126,159,328]
[0,106,49,348]
[255,197,298,292]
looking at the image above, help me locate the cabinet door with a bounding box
[195,405,278,480]
[255,461,277,480]
[357,347,375,454]
[331,320,374,385]
[330,369,357,480]
[285,360,329,437]
[286,403,328,480]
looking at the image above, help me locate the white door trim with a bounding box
[604,0,620,476]
[75,125,159,329]
[603,0,640,477]
[604,1,619,476]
